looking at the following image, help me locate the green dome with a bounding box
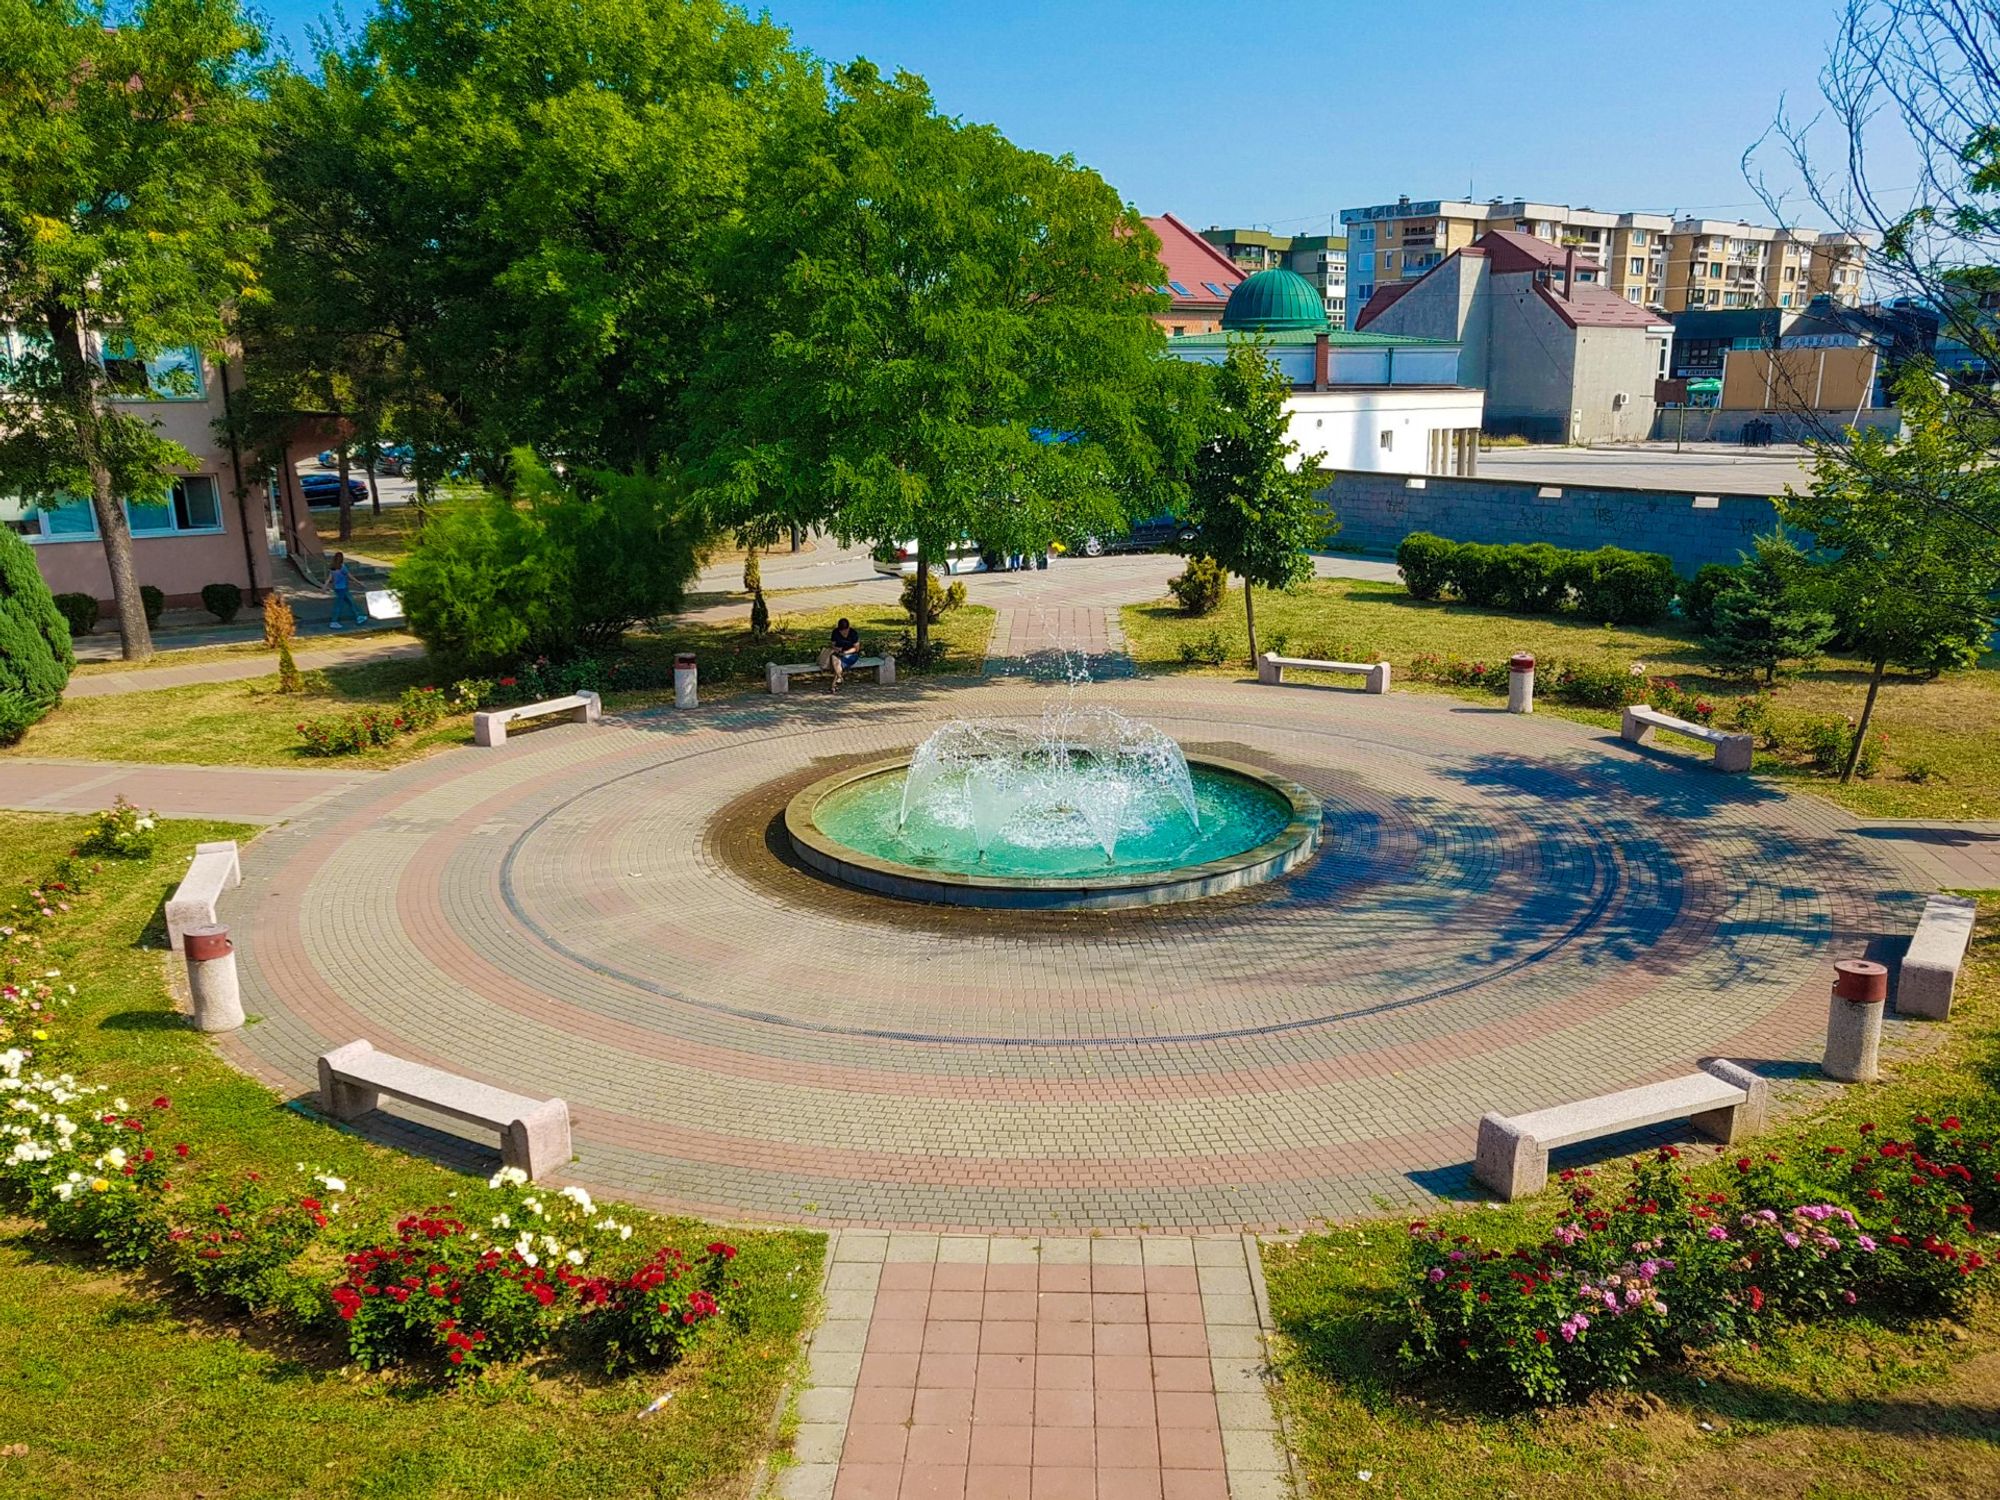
[1221,268,1328,333]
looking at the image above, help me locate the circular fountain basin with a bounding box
[785,754,1323,909]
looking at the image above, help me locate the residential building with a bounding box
[3,331,318,613]
[1167,268,1485,477]
[1200,227,1348,327]
[1664,298,1935,413]
[1142,213,1246,337]
[1355,230,1673,444]
[1340,195,1867,325]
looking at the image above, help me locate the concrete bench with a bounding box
[316,1040,571,1180]
[165,840,240,952]
[1620,704,1753,772]
[1474,1058,1768,1201]
[473,690,600,747]
[766,654,895,695]
[1257,652,1390,694]
[1899,893,1978,1020]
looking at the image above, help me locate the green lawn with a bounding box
[13,603,991,769]
[0,811,822,1499]
[70,629,421,677]
[1262,898,2000,1500]
[1122,579,2000,819]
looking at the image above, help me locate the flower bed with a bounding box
[1401,1127,1998,1405]
[296,686,450,757]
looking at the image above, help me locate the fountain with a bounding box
[785,695,1322,910]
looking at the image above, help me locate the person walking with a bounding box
[327,552,367,630]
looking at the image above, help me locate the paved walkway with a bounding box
[212,676,1919,1228]
[783,1232,1287,1500]
[1,758,363,823]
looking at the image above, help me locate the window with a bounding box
[1202,282,1231,298]
[100,339,205,402]
[125,477,224,537]
[1780,293,1791,307]
[2,494,96,542]
[1166,281,1191,297]
[1629,257,1644,275]
[1632,230,1648,245]
[1378,430,1394,451]
[1709,263,1722,279]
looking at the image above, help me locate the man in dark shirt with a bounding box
[826,617,862,689]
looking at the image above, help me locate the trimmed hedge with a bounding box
[1395,532,1680,625]
[139,584,165,626]
[52,592,98,637]
[201,581,244,624]
[0,528,75,743]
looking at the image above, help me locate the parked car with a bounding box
[1073,514,1199,557]
[315,450,339,469]
[871,538,986,577]
[373,444,413,477]
[299,473,369,507]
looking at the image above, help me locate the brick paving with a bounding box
[781,1232,1287,1500]
[209,674,1935,1230]
[66,635,420,698]
[2,757,363,822]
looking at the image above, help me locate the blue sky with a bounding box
[256,0,1900,234]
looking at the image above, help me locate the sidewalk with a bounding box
[72,556,397,662]
[1,758,365,823]
[67,633,420,699]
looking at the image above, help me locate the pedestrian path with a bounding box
[1841,819,2000,891]
[67,634,420,699]
[779,1233,1290,1500]
[0,758,364,823]
[983,604,1132,682]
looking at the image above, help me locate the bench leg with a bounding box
[1366,662,1391,694]
[164,894,217,953]
[1697,1059,1768,1140]
[474,714,506,747]
[316,1042,382,1121]
[767,664,787,695]
[1257,653,1279,686]
[1713,736,1753,773]
[878,656,895,685]
[1619,706,1651,746]
[1898,961,1957,1020]
[1474,1112,1546,1201]
[504,1098,572,1181]
[579,691,602,725]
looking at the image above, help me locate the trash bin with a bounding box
[674,651,698,710]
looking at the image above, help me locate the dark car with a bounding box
[1074,514,1199,557]
[299,474,369,507]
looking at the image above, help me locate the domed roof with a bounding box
[1221,268,1327,333]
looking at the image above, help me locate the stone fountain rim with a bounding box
[783,752,1324,911]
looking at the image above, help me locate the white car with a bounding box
[871,539,987,577]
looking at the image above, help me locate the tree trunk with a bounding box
[365,457,381,517]
[1840,656,1887,784]
[44,302,151,659]
[914,537,930,661]
[336,447,354,543]
[790,523,801,553]
[1242,578,1259,664]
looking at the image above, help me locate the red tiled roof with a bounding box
[1144,213,1244,308]
[1353,279,1416,330]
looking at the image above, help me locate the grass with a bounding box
[0,811,823,1499]
[1261,897,2000,1500]
[13,603,991,769]
[70,629,419,677]
[1122,579,2000,819]
[314,499,444,567]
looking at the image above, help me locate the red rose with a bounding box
[152,1095,170,1109]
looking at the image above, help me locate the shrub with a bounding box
[79,796,158,859]
[1177,630,1228,666]
[296,707,407,756]
[1790,714,1852,774]
[1680,563,1739,634]
[1167,556,1228,616]
[568,1241,736,1375]
[1705,535,1834,684]
[900,568,967,626]
[52,592,98,637]
[1447,543,1508,608]
[0,528,76,741]
[262,592,296,648]
[170,1173,339,1310]
[200,582,243,624]
[1492,543,1571,614]
[139,584,165,626]
[1570,547,1677,625]
[749,585,770,639]
[1408,652,1508,695]
[1645,676,1716,726]
[1541,658,1643,710]
[394,453,706,671]
[1396,532,1456,602]
[395,685,448,732]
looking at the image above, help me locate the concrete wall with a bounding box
[1319,469,1780,576]
[1484,280,1575,435]
[1568,327,1662,444]
[1647,405,1903,444]
[1285,388,1487,475]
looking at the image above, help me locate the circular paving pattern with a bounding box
[225,677,1911,1231]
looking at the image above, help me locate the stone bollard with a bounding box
[673,651,698,710]
[1823,958,1888,1082]
[1508,653,1536,714]
[183,924,244,1033]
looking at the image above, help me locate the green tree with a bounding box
[1704,533,1835,684]
[0,525,74,741]
[392,451,707,670]
[1182,342,1330,663]
[1781,374,2000,781]
[686,63,1180,660]
[0,0,267,659]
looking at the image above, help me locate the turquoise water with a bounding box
[813,763,1296,879]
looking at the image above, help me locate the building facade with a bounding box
[1200,227,1348,328]
[1356,231,1673,444]
[3,334,318,613]
[1167,268,1485,478]
[1340,195,1866,325]
[1141,213,1247,337]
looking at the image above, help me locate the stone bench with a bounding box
[316,1040,571,1180]
[473,690,601,747]
[1474,1059,1768,1201]
[165,840,240,952]
[1620,704,1753,772]
[767,654,895,695]
[1899,893,1978,1020]
[1257,652,1390,694]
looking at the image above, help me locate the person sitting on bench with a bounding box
[823,618,863,690]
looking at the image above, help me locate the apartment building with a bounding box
[1200,227,1348,329]
[1340,196,1866,325]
